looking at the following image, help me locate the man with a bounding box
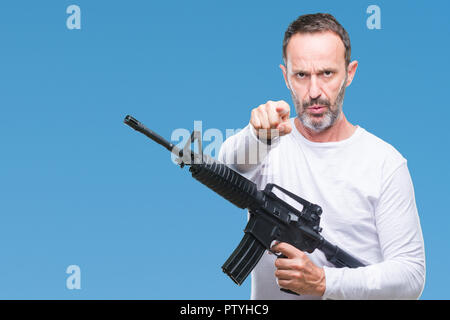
[218,13,425,299]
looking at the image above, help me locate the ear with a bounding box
[279,64,291,90]
[345,60,358,87]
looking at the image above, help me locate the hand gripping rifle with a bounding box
[124,115,365,294]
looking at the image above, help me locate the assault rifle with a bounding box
[124,115,365,294]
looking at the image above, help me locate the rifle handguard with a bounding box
[190,160,262,210]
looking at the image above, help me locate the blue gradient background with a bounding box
[0,0,448,299]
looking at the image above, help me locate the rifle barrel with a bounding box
[124,115,183,157]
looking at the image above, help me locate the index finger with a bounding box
[275,104,290,120]
[271,242,305,259]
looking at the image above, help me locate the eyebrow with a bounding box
[293,67,339,74]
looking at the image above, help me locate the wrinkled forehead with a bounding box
[285,31,346,71]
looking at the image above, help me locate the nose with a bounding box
[308,75,322,100]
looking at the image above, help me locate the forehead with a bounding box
[285,31,346,70]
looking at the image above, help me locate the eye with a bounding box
[297,72,306,79]
[323,70,333,77]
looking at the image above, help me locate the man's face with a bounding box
[281,32,356,132]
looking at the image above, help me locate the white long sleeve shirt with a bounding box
[218,118,425,300]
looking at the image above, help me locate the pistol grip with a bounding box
[277,254,300,296]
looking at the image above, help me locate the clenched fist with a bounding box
[250,100,292,140]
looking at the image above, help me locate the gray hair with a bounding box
[282,13,351,67]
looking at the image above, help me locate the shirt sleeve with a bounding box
[218,123,279,181]
[322,162,426,300]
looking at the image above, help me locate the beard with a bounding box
[291,75,348,132]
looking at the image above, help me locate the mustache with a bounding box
[301,98,331,108]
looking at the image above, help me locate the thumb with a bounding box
[277,121,292,135]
